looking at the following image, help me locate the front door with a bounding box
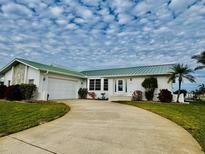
[117,79,124,95]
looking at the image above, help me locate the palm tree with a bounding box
[168,64,195,102]
[192,51,205,70]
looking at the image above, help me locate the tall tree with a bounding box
[168,64,195,102]
[192,51,205,70]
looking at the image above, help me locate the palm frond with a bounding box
[168,73,176,83]
[182,74,196,83]
[192,51,205,70]
[195,65,205,70]
[168,63,195,84]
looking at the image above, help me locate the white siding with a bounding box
[4,69,12,86]
[87,78,110,99]
[26,67,41,100]
[27,67,40,86]
[127,76,172,101]
[87,76,172,101]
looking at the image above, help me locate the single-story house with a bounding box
[0,58,174,101]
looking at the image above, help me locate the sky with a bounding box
[0,0,204,91]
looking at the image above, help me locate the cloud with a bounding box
[133,1,151,15]
[81,0,100,6]
[169,0,196,14]
[66,23,78,30]
[1,3,32,17]
[118,13,133,24]
[50,6,63,16]
[0,0,204,90]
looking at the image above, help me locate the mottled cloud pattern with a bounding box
[0,0,204,90]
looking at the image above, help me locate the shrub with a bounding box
[88,92,96,99]
[0,85,7,99]
[5,85,22,101]
[145,90,154,101]
[142,77,158,90]
[158,89,173,102]
[19,84,37,100]
[142,77,158,101]
[78,88,88,99]
[174,89,187,98]
[101,93,107,100]
[132,90,143,101]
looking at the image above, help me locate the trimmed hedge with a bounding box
[142,77,158,101]
[145,90,154,101]
[78,88,88,99]
[19,84,37,100]
[5,85,22,101]
[1,84,37,101]
[0,85,7,99]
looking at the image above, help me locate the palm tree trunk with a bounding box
[177,76,182,103]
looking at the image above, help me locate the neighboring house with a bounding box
[0,58,174,101]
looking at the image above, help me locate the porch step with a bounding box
[109,96,132,102]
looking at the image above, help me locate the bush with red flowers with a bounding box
[132,90,143,101]
[158,89,173,103]
[88,92,96,99]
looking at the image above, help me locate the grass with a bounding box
[116,101,205,151]
[0,100,69,137]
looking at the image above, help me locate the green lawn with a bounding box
[117,101,205,151]
[0,100,69,137]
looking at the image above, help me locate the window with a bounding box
[95,79,101,90]
[29,79,34,84]
[89,79,101,91]
[104,79,108,91]
[89,79,95,90]
[8,80,11,86]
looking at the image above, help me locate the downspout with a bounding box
[42,70,49,101]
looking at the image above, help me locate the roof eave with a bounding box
[40,70,86,79]
[0,58,39,75]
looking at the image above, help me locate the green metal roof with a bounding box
[0,58,175,78]
[81,64,175,77]
[0,58,86,78]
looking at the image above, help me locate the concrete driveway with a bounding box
[0,100,203,154]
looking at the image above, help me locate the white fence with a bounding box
[173,94,185,103]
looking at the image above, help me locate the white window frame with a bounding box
[103,79,108,91]
[89,79,101,91]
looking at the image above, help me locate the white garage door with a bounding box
[48,78,77,100]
